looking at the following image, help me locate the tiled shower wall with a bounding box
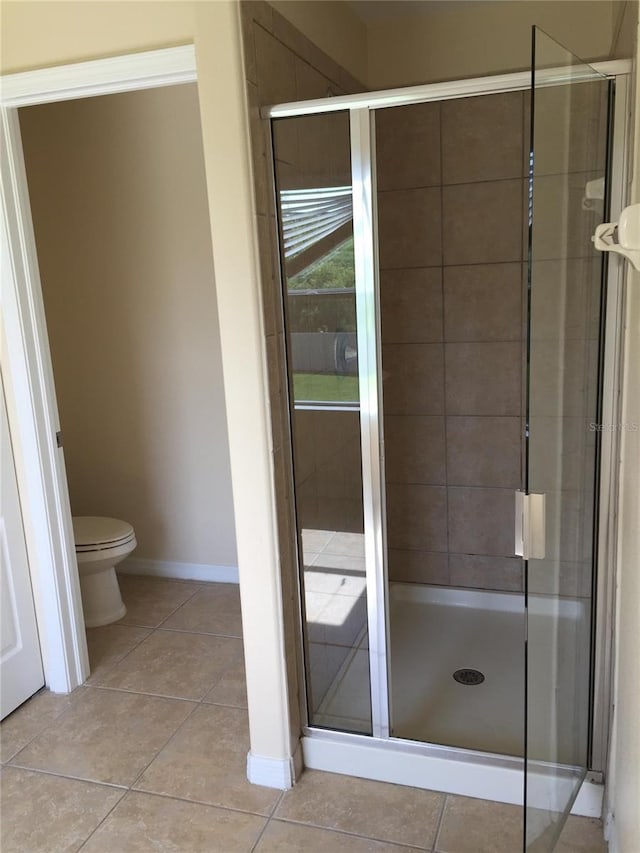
[239,0,365,738]
[376,93,527,593]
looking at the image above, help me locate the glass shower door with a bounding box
[525,27,610,851]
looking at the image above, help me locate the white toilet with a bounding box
[73,516,137,628]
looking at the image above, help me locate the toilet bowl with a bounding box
[73,516,137,628]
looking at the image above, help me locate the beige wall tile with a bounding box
[435,795,521,853]
[446,416,521,488]
[387,549,450,585]
[254,25,297,108]
[12,688,195,786]
[295,55,334,99]
[443,263,522,342]
[448,554,523,592]
[384,415,446,485]
[386,484,448,552]
[376,102,441,191]
[442,92,523,184]
[530,172,600,262]
[1,766,124,853]
[445,342,521,416]
[275,769,444,848]
[378,187,442,269]
[241,0,273,32]
[443,179,522,266]
[101,630,243,701]
[82,791,265,853]
[381,267,443,343]
[382,343,445,415]
[447,487,515,557]
[136,704,280,815]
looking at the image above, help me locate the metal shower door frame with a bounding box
[266,58,630,760]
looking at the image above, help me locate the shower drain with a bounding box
[453,668,485,686]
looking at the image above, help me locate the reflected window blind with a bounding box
[280,186,352,260]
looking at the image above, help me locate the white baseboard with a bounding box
[247,747,301,789]
[118,557,238,584]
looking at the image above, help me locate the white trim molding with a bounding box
[0,45,197,108]
[118,557,239,584]
[1,107,88,693]
[247,742,303,790]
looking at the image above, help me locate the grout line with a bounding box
[84,626,153,686]
[127,699,203,793]
[431,793,449,853]
[249,789,287,853]
[75,788,128,852]
[268,815,431,850]
[157,626,244,640]
[2,762,129,790]
[0,688,85,764]
[126,786,279,820]
[88,684,206,703]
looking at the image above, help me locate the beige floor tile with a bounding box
[256,820,419,852]
[85,624,151,684]
[0,766,124,853]
[11,687,195,786]
[136,704,280,815]
[203,657,248,708]
[81,790,266,853]
[275,770,443,848]
[556,816,607,853]
[0,688,77,763]
[161,583,243,636]
[435,795,521,853]
[100,629,243,700]
[117,575,200,627]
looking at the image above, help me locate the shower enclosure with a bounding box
[269,29,622,852]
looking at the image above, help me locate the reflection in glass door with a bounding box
[525,27,611,851]
[273,111,372,734]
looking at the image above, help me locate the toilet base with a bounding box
[79,566,127,628]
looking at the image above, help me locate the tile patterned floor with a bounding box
[1,576,608,852]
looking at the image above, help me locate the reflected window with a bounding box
[280,185,358,409]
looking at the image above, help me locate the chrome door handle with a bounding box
[515,491,546,560]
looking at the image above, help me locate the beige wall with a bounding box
[20,84,237,570]
[366,1,619,89]
[0,1,195,73]
[611,0,638,58]
[269,0,367,86]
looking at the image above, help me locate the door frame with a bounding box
[0,45,198,693]
[267,58,632,803]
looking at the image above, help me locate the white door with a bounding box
[1,373,44,719]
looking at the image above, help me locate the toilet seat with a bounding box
[73,516,135,552]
